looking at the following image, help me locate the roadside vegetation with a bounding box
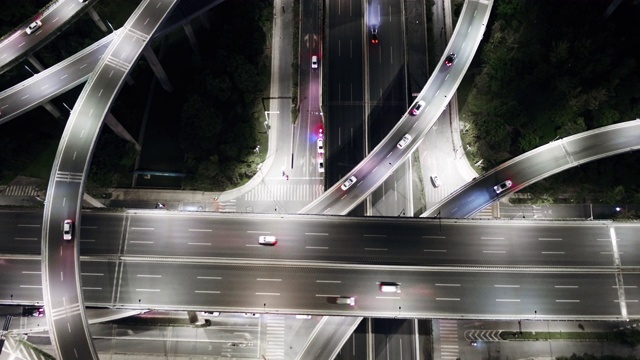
[177,0,272,191]
[460,0,640,208]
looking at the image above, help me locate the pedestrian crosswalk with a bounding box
[244,184,325,202]
[434,319,460,360]
[264,315,285,359]
[2,185,39,197]
[214,199,236,212]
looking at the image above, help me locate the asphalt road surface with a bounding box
[2,210,640,320]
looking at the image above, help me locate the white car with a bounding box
[410,100,425,116]
[63,219,73,240]
[493,180,513,194]
[317,138,324,153]
[340,176,357,190]
[26,21,42,35]
[318,156,325,173]
[396,134,412,149]
[258,235,277,245]
[430,175,441,188]
[296,314,312,319]
[379,282,401,293]
[336,296,356,306]
[201,311,220,317]
[311,55,318,69]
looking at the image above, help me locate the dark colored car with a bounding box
[371,27,379,44]
[444,53,456,67]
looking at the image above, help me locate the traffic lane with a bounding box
[0,257,43,303]
[617,274,640,317]
[0,210,42,254]
[424,272,620,318]
[79,213,126,255]
[80,260,118,305]
[2,211,621,268]
[335,319,367,360]
[0,38,111,124]
[122,213,617,267]
[614,225,640,266]
[566,123,640,162]
[112,260,625,318]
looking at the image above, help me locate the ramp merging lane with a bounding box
[424,119,640,218]
[40,1,178,359]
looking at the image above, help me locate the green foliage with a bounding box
[462,0,640,201]
[178,0,272,191]
[89,130,137,188]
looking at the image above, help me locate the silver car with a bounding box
[258,235,277,245]
[26,21,42,35]
[336,296,355,306]
[493,180,513,194]
[341,176,357,190]
[397,134,412,149]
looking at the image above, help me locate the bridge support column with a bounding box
[200,13,210,30]
[366,318,374,360]
[142,46,173,92]
[183,22,199,53]
[42,101,63,119]
[87,7,109,33]
[26,55,46,72]
[105,113,141,151]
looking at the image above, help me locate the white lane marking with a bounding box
[341,194,348,200]
[136,289,160,292]
[247,230,268,233]
[323,208,331,214]
[481,237,504,240]
[306,233,328,236]
[80,64,87,69]
[188,242,211,246]
[15,238,38,241]
[256,292,280,296]
[494,285,519,288]
[316,294,339,297]
[554,285,578,288]
[137,274,161,278]
[257,278,281,281]
[613,285,638,288]
[130,241,153,244]
[496,299,520,302]
[81,273,103,276]
[386,152,392,158]
[60,74,68,79]
[539,238,562,241]
[98,89,103,96]
[131,227,154,230]
[364,234,387,237]
[316,280,341,283]
[21,271,41,274]
[556,299,580,302]
[436,284,460,287]
[542,251,565,254]
[616,300,639,303]
[365,248,387,251]
[424,249,447,252]
[423,235,446,239]
[483,250,506,254]
[195,290,220,294]
[18,224,40,227]
[21,95,29,100]
[197,276,222,280]
[82,287,102,290]
[245,244,261,247]
[306,246,328,249]
[189,229,212,232]
[436,298,460,301]
[376,296,401,300]
[19,285,42,288]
